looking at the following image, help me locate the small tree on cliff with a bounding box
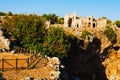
[81,30,90,39]
[104,26,116,43]
[114,20,120,28]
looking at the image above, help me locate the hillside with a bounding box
[1,16,120,79]
[63,25,120,80]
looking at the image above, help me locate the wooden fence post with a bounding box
[2,58,4,72]
[23,48,25,53]
[20,47,22,53]
[27,58,29,69]
[16,58,18,70]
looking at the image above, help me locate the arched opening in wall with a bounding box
[77,24,79,28]
[93,23,96,28]
[68,18,72,27]
[89,17,91,20]
[88,22,91,27]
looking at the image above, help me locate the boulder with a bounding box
[0,29,10,51]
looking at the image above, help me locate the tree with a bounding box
[114,20,120,28]
[42,14,59,24]
[104,26,116,43]
[7,12,13,16]
[2,14,45,51]
[0,12,13,16]
[57,17,64,24]
[41,27,70,58]
[0,12,5,16]
[102,16,112,24]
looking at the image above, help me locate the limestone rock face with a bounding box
[46,57,61,80]
[0,29,10,51]
[103,49,120,80]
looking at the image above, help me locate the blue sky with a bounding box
[0,0,120,21]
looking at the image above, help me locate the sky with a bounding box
[0,0,120,21]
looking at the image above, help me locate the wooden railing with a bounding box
[0,46,42,71]
[13,46,37,54]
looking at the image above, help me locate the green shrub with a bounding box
[41,27,70,58]
[114,20,120,28]
[81,30,90,39]
[104,26,116,43]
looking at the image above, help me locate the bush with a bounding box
[81,30,90,39]
[114,20,120,28]
[104,26,116,43]
[41,27,70,58]
[2,14,45,51]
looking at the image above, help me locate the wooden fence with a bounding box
[13,46,38,54]
[0,46,42,71]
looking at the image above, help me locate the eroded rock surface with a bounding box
[0,29,10,51]
[103,48,120,80]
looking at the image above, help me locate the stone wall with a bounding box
[64,12,107,29]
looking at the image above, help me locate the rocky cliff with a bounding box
[0,28,18,52]
[102,47,120,80]
[63,26,120,80]
[0,29,10,51]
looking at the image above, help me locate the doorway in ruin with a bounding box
[93,23,96,28]
[68,18,72,27]
[88,22,91,27]
[77,24,79,28]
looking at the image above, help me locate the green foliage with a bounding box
[6,12,13,16]
[102,16,112,24]
[41,27,70,58]
[42,14,58,24]
[102,17,107,19]
[104,26,116,43]
[81,30,90,39]
[57,17,64,24]
[2,14,45,51]
[1,12,69,58]
[114,20,120,28]
[0,11,13,16]
[42,14,63,24]
[0,12,5,16]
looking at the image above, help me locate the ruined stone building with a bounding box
[64,12,107,29]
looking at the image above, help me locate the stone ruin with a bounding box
[64,12,107,29]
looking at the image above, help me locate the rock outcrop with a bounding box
[46,57,61,80]
[103,48,120,80]
[63,25,120,80]
[0,28,18,52]
[0,29,10,51]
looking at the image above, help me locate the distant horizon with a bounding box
[0,0,120,21]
